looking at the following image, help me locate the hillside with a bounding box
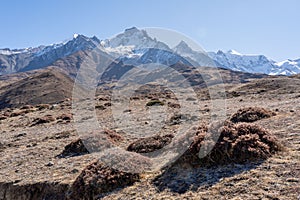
[0,67,74,109]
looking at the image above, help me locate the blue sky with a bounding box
[1,0,299,61]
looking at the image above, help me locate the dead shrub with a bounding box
[58,130,124,157]
[103,129,124,144]
[130,96,140,100]
[31,115,56,126]
[56,113,73,121]
[146,100,164,106]
[0,142,5,152]
[95,105,106,110]
[48,131,70,140]
[3,111,11,117]
[231,134,270,162]
[104,102,112,107]
[186,97,197,101]
[176,121,282,166]
[36,104,50,110]
[0,115,7,121]
[57,138,89,158]
[230,107,276,123]
[98,96,110,101]
[20,105,34,110]
[167,102,181,109]
[9,110,28,117]
[68,160,140,199]
[127,134,174,153]
[167,114,192,125]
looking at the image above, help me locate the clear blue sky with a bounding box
[1,0,299,61]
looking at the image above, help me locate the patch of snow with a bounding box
[227,49,242,56]
[275,60,298,67]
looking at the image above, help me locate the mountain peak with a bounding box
[173,40,193,54]
[122,27,148,38]
[70,34,100,46]
[124,27,139,33]
[103,27,170,51]
[227,49,242,55]
[73,33,79,39]
[216,50,224,55]
[176,40,190,49]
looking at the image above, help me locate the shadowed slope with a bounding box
[0,67,74,109]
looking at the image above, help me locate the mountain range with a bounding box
[0,27,299,76]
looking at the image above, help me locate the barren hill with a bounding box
[0,67,74,109]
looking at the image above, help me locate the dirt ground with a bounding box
[0,76,299,199]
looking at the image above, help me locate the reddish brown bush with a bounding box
[36,104,50,110]
[58,130,124,157]
[127,134,174,153]
[68,160,140,199]
[167,114,193,125]
[98,96,110,101]
[104,102,112,107]
[146,100,164,106]
[177,121,282,166]
[0,115,7,121]
[3,111,11,117]
[95,105,106,110]
[230,107,276,123]
[31,115,56,126]
[57,138,89,158]
[20,105,34,110]
[167,102,181,109]
[103,129,124,144]
[0,142,5,152]
[9,110,28,117]
[231,134,270,162]
[56,113,73,121]
[130,96,140,100]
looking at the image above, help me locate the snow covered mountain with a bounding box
[0,34,99,74]
[102,27,170,51]
[207,50,300,76]
[272,59,300,75]
[0,27,299,76]
[100,27,192,67]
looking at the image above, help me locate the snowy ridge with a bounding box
[0,27,299,76]
[207,50,300,75]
